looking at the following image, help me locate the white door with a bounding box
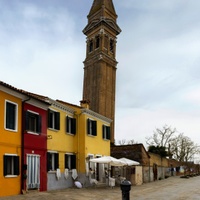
[27,154,40,189]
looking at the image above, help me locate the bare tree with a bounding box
[146,125,200,162]
[118,139,126,145]
[146,124,176,147]
[117,139,137,145]
[170,133,200,162]
[127,139,137,145]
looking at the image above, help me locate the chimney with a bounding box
[80,100,90,109]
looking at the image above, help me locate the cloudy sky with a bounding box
[1,0,200,147]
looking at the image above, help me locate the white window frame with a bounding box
[103,124,110,140]
[47,151,58,172]
[65,153,76,170]
[66,115,76,135]
[87,118,97,136]
[26,110,40,135]
[4,100,18,132]
[48,109,60,130]
[4,153,19,177]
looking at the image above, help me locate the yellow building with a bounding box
[58,100,112,186]
[46,99,111,189]
[46,98,76,190]
[0,82,23,197]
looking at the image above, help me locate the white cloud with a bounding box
[115,107,200,146]
[184,87,200,106]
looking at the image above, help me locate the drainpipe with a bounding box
[77,112,80,172]
[149,159,151,182]
[74,111,81,172]
[21,97,31,194]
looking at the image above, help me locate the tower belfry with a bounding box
[82,0,121,143]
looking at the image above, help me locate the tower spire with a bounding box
[88,0,117,22]
[83,0,121,35]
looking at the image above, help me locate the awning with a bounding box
[89,156,126,166]
[119,158,140,166]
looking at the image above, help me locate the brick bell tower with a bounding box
[82,0,121,143]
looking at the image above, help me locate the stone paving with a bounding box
[1,176,200,200]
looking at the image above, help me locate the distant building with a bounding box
[111,144,151,183]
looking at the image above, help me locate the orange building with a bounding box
[0,82,24,197]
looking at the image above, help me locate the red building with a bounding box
[22,96,49,192]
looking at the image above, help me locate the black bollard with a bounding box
[120,180,131,200]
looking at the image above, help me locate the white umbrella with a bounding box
[119,158,140,166]
[90,156,126,166]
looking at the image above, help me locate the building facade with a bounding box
[82,0,121,143]
[46,98,77,190]
[57,100,112,186]
[0,82,23,197]
[22,97,49,192]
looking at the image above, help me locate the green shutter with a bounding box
[47,152,51,171]
[66,116,69,132]
[25,111,29,131]
[65,154,68,169]
[55,112,60,130]
[102,125,105,139]
[14,156,20,175]
[107,126,111,140]
[87,119,90,134]
[72,118,76,135]
[71,155,76,169]
[6,102,16,130]
[55,153,59,169]
[37,115,42,133]
[47,109,51,128]
[92,121,97,136]
[3,155,8,176]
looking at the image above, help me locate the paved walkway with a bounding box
[1,176,200,200]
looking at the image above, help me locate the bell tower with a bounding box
[82,0,121,143]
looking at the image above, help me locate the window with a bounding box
[4,154,20,176]
[89,40,93,52]
[102,125,111,140]
[104,35,108,49]
[95,35,100,49]
[65,154,76,170]
[110,39,114,53]
[66,116,76,135]
[5,100,18,131]
[87,119,97,136]
[47,152,59,171]
[48,109,60,130]
[25,111,41,134]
